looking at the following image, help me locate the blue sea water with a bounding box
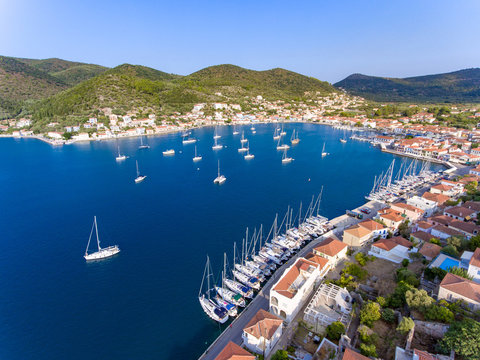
[0,123,443,360]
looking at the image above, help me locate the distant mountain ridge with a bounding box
[335,68,480,103]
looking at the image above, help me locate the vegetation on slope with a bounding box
[335,68,480,103]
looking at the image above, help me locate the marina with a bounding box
[0,123,445,360]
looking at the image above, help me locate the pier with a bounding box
[198,200,384,360]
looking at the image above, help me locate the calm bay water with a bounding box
[0,124,442,360]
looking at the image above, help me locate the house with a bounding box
[444,206,476,221]
[342,224,372,247]
[410,230,438,244]
[428,215,453,227]
[358,219,388,238]
[373,135,395,145]
[270,258,322,323]
[342,348,370,360]
[464,201,480,213]
[448,220,480,239]
[421,192,450,206]
[242,309,283,357]
[418,242,442,261]
[391,202,424,222]
[303,283,352,333]
[430,224,463,240]
[377,208,405,230]
[368,236,413,263]
[430,184,455,197]
[469,165,480,176]
[438,273,480,311]
[214,341,255,360]
[312,237,348,266]
[305,252,331,275]
[467,248,480,283]
[414,221,434,233]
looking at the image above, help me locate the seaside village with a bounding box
[4,93,480,168]
[211,166,480,360]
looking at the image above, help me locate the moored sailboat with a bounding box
[193,145,202,162]
[134,160,147,183]
[321,142,328,157]
[84,216,120,261]
[116,146,128,161]
[213,160,226,184]
[198,255,229,323]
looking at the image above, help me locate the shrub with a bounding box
[405,289,435,310]
[440,319,480,359]
[381,308,396,323]
[441,245,459,258]
[448,266,474,280]
[397,317,414,334]
[402,258,410,267]
[396,268,420,287]
[425,305,454,323]
[430,238,441,245]
[360,301,381,327]
[325,321,345,341]
[424,267,447,281]
[355,253,369,266]
[271,350,289,360]
[360,343,377,357]
[376,296,387,307]
[343,262,368,280]
[387,281,414,308]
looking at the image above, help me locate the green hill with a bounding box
[31,63,336,126]
[335,68,480,103]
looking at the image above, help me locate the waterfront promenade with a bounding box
[198,200,384,360]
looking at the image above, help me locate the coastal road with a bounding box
[198,201,382,360]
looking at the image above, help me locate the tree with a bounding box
[387,281,414,308]
[271,350,289,360]
[405,289,435,310]
[360,301,381,327]
[397,317,414,334]
[401,258,410,267]
[441,244,459,257]
[376,296,387,307]
[447,236,468,253]
[440,319,480,359]
[398,220,411,238]
[396,268,420,287]
[430,238,441,245]
[360,343,377,357]
[326,321,345,341]
[448,266,473,280]
[468,234,480,251]
[382,308,396,323]
[425,305,454,323]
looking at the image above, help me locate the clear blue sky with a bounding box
[1,0,479,83]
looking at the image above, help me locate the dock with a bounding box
[197,200,384,360]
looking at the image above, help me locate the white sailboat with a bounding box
[340,130,347,143]
[321,142,328,157]
[193,145,202,162]
[216,253,246,307]
[282,147,293,163]
[280,124,286,136]
[198,256,229,323]
[273,128,281,140]
[251,124,256,133]
[213,126,221,140]
[84,216,120,261]
[116,146,128,161]
[138,136,150,149]
[276,136,290,150]
[240,131,248,144]
[163,149,175,155]
[291,129,300,145]
[213,160,226,184]
[134,160,146,183]
[182,132,196,144]
[244,141,254,160]
[233,125,239,135]
[212,137,223,150]
[238,140,248,153]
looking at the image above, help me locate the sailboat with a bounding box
[273,128,281,140]
[244,141,254,160]
[163,149,175,155]
[280,124,286,136]
[238,140,248,153]
[214,271,238,317]
[198,256,229,323]
[251,124,256,134]
[213,126,221,140]
[282,147,293,163]
[291,129,300,145]
[340,130,347,143]
[116,146,128,161]
[212,136,223,150]
[193,145,202,162]
[233,125,239,135]
[134,160,146,183]
[182,132,196,144]
[84,216,120,261]
[214,160,226,184]
[215,253,246,307]
[240,131,248,144]
[138,136,150,149]
[276,136,290,150]
[321,142,328,157]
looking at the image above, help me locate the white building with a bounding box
[242,309,283,357]
[303,283,352,333]
[270,258,322,323]
[438,273,480,311]
[312,237,348,267]
[368,236,413,264]
[406,196,437,217]
[467,248,480,283]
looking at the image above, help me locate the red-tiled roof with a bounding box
[214,341,255,360]
[445,206,476,218]
[314,237,348,257]
[419,242,442,259]
[273,258,319,299]
[342,348,370,360]
[243,309,283,340]
[440,273,480,304]
[470,248,480,268]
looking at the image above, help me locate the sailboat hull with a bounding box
[84,245,120,261]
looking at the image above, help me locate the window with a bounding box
[280,310,287,319]
[271,296,278,306]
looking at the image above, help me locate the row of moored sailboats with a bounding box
[198,190,332,323]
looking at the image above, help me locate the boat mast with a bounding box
[85,217,96,256]
[217,160,220,177]
[136,160,140,177]
[317,186,324,217]
[199,255,209,297]
[94,216,101,251]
